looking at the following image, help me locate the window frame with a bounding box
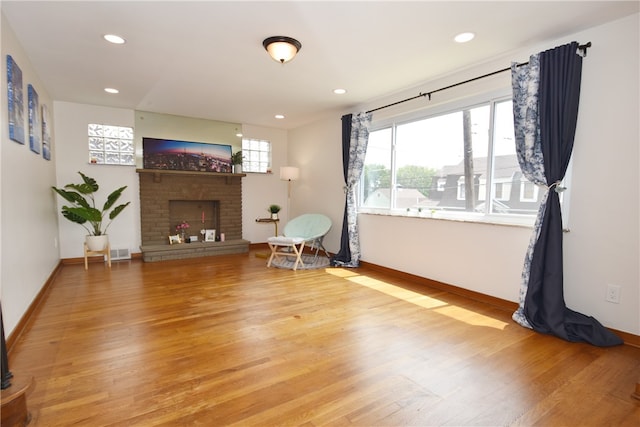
[87,123,135,166]
[358,89,570,228]
[241,138,272,174]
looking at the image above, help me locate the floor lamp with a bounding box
[280,166,299,223]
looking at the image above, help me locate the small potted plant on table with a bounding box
[268,204,281,220]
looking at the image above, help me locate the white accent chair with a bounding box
[267,214,331,270]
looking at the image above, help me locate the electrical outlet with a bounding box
[606,284,621,304]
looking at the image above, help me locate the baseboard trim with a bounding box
[359,260,518,312]
[6,260,63,353]
[359,260,639,348]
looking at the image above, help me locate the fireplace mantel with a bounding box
[136,169,245,183]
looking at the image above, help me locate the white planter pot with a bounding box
[86,235,109,251]
[271,213,278,220]
[233,164,242,174]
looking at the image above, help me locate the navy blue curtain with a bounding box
[524,43,622,346]
[330,114,353,266]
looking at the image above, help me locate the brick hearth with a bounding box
[137,169,249,261]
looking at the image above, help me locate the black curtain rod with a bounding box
[367,42,591,114]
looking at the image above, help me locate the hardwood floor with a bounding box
[7,251,640,426]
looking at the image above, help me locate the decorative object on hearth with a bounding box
[52,171,130,251]
[176,221,189,242]
[205,229,216,242]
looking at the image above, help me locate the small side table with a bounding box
[84,242,111,270]
[256,217,279,236]
[255,218,280,259]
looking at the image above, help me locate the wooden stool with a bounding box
[267,237,305,270]
[84,242,111,270]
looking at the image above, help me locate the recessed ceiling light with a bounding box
[236,132,243,137]
[454,32,475,43]
[333,88,347,95]
[103,34,126,44]
[275,114,285,119]
[104,88,119,94]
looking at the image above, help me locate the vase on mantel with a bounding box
[233,164,242,174]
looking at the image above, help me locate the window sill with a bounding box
[357,209,535,229]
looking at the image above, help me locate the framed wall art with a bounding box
[6,55,25,144]
[142,137,232,173]
[28,84,41,154]
[42,104,51,160]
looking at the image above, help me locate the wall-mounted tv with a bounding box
[142,137,232,173]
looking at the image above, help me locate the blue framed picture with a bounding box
[142,137,233,173]
[42,104,51,160]
[28,84,41,154]
[7,55,25,144]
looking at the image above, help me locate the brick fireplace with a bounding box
[137,169,249,261]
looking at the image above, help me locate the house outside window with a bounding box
[457,177,466,200]
[242,138,271,173]
[520,179,539,202]
[359,97,557,225]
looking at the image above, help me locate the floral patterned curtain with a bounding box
[331,112,372,268]
[511,42,622,346]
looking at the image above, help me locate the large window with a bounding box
[360,98,550,224]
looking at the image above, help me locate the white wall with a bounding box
[53,102,137,259]
[288,14,640,335]
[240,124,289,243]
[288,117,345,251]
[1,14,59,334]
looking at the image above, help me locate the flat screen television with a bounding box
[142,137,232,173]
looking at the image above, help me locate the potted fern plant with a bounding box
[52,172,130,251]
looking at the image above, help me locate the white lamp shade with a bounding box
[280,166,299,181]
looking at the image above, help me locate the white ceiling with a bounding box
[2,1,638,130]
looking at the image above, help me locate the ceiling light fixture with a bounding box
[275,114,285,119]
[103,34,126,44]
[454,32,475,43]
[263,36,302,64]
[333,88,347,95]
[104,88,119,94]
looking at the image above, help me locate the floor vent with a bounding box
[110,248,131,260]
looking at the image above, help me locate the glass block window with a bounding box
[88,124,135,165]
[242,138,271,173]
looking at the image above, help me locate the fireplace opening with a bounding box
[169,200,219,238]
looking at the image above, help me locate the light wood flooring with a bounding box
[7,251,640,426]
